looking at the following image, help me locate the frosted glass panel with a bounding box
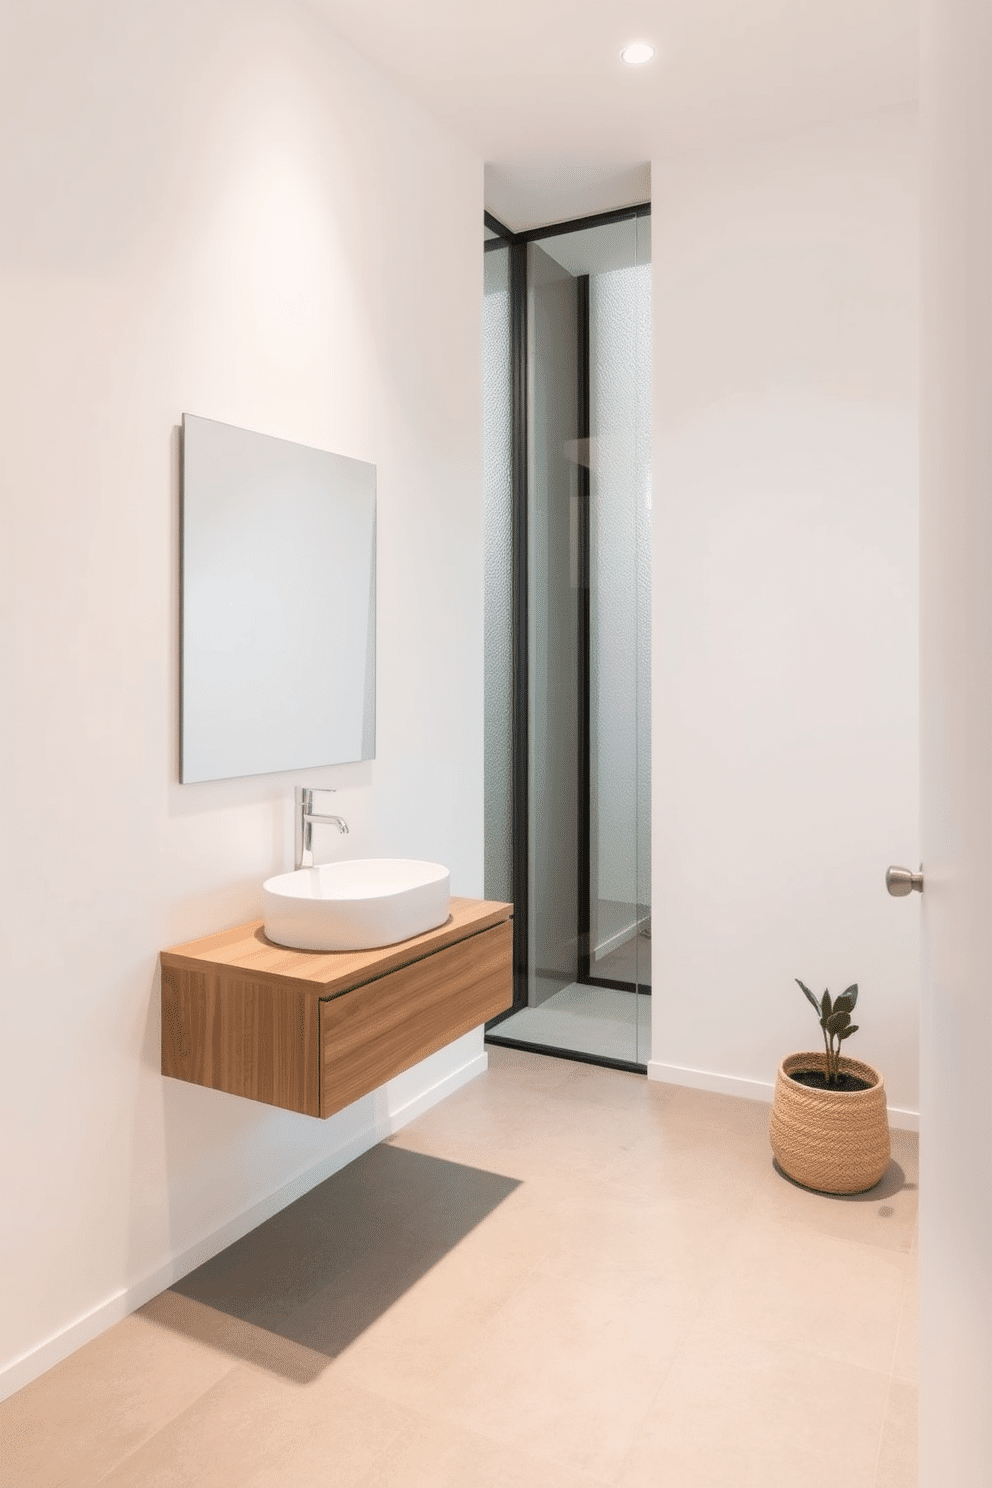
[483,246,513,902]
[590,258,652,965]
[528,242,580,1004]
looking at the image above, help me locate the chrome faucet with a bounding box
[295,787,349,870]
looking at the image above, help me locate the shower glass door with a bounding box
[484,207,651,1071]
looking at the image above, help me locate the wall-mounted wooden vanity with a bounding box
[161,897,512,1118]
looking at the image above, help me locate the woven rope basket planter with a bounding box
[769,1052,890,1195]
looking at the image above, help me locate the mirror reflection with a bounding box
[180,413,376,784]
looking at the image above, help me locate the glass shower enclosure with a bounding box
[483,208,651,1069]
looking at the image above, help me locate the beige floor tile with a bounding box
[875,1378,918,1488]
[8,1051,920,1488]
[394,1109,634,1186]
[0,1311,235,1488]
[767,1124,922,1255]
[483,1044,577,1092]
[97,1367,415,1488]
[615,1318,890,1488]
[504,1094,651,1173]
[384,1123,572,1196]
[442,1168,603,1269]
[399,1078,551,1149]
[747,1149,920,1255]
[550,1059,673,1114]
[162,1144,523,1376]
[401,1075,642,1184]
[601,1105,774,1206]
[326,1143,522,1257]
[891,1265,918,1385]
[653,1082,775,1139]
[139,1290,330,1384]
[327,1198,556,1410]
[698,1211,909,1375]
[534,1178,749,1312]
[384,1122,535,1180]
[430,1268,689,1482]
[352,1415,605,1488]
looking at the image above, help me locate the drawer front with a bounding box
[319,919,512,1119]
[162,964,321,1116]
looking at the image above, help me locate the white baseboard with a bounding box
[647,1060,920,1132]
[647,1060,774,1104]
[1,1047,487,1402]
[386,1047,488,1127]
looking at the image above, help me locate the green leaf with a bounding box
[821,990,833,1020]
[795,979,821,1016]
[826,1010,851,1034]
[842,983,859,1011]
[839,1024,859,1039]
[834,995,855,1015]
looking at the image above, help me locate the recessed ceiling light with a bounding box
[620,42,655,66]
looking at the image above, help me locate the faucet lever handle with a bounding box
[295,784,336,808]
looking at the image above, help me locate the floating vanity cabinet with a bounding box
[160,897,512,1118]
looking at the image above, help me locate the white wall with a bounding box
[650,107,920,1124]
[0,0,483,1395]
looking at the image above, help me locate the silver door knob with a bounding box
[886,865,924,896]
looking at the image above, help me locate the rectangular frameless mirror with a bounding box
[180,413,376,783]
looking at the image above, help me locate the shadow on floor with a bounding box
[141,1145,520,1385]
[772,1157,914,1203]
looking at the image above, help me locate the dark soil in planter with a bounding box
[790,1070,874,1093]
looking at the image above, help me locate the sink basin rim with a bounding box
[263,858,449,903]
[262,857,451,952]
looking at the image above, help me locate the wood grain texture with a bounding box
[161,896,512,997]
[161,963,320,1116]
[160,898,514,1119]
[319,919,513,1119]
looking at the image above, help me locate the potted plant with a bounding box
[769,980,890,1194]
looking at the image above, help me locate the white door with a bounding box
[920,4,992,1483]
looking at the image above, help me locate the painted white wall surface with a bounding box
[919,2,992,1480]
[650,107,920,1125]
[0,0,483,1395]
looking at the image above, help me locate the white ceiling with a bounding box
[304,0,918,230]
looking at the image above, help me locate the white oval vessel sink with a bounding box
[262,858,451,952]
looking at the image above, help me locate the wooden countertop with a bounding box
[161,895,513,1000]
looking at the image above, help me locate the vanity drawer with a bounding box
[161,897,513,1119]
[319,919,512,1118]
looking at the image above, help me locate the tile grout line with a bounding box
[869,1370,898,1488]
[91,1350,241,1486]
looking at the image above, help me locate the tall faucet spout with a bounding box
[294,787,350,870]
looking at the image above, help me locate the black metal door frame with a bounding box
[484,204,650,1066]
